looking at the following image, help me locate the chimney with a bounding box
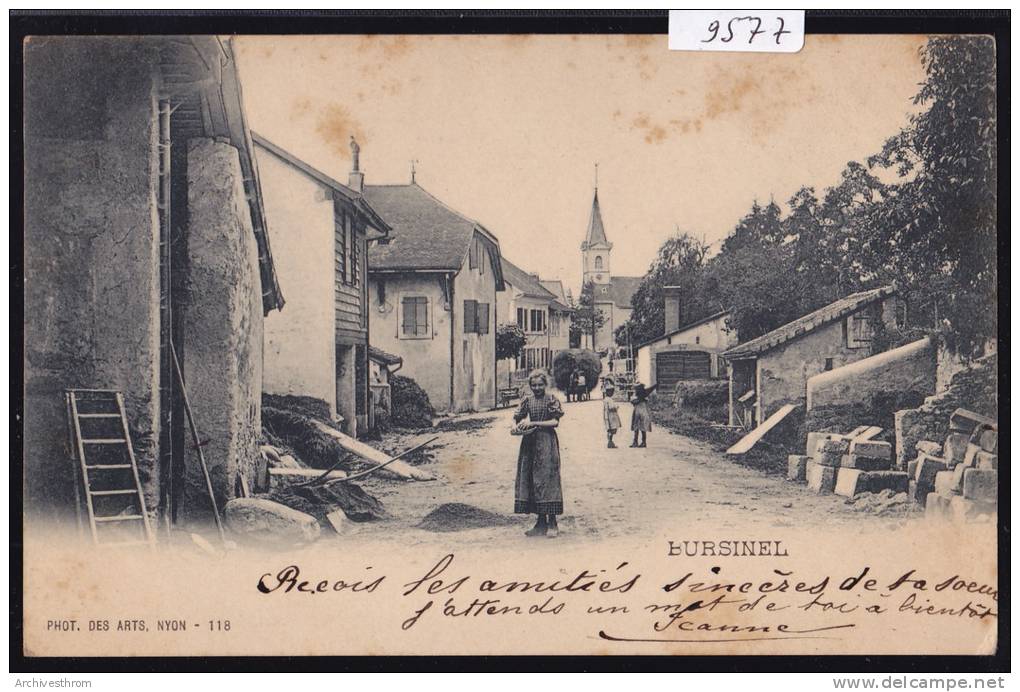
[349,135,364,193]
[664,286,682,334]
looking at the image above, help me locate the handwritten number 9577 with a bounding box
[702,16,792,46]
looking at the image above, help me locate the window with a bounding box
[516,307,527,330]
[469,239,478,270]
[401,296,429,338]
[825,358,834,371]
[594,255,603,270]
[463,300,490,335]
[529,309,546,333]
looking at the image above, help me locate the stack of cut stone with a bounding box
[788,427,908,498]
[908,408,998,523]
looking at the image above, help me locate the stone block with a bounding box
[816,450,844,467]
[975,451,998,471]
[943,432,969,467]
[835,470,909,498]
[819,437,851,455]
[224,498,321,546]
[925,493,951,521]
[806,462,838,494]
[914,455,948,486]
[806,432,836,459]
[915,440,943,456]
[962,443,982,468]
[834,469,863,498]
[849,439,892,460]
[949,408,996,435]
[948,495,996,523]
[787,454,809,482]
[978,429,998,454]
[909,481,929,507]
[934,470,960,497]
[962,468,997,503]
[841,454,892,471]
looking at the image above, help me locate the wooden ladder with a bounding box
[66,389,156,549]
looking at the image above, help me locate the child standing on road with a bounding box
[630,383,657,448]
[511,370,565,538]
[603,382,622,448]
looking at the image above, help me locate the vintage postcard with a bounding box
[17,18,1002,663]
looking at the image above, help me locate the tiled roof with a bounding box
[502,258,557,300]
[540,279,567,304]
[636,310,732,350]
[723,286,897,359]
[365,183,493,272]
[368,345,403,366]
[594,276,642,310]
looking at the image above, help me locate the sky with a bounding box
[235,34,926,296]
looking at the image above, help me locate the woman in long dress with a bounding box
[511,370,565,538]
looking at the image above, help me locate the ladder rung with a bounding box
[85,464,133,470]
[81,438,127,444]
[76,413,122,419]
[89,489,138,496]
[95,514,144,523]
[70,389,120,393]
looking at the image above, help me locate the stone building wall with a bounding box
[893,352,998,469]
[179,138,265,522]
[23,38,162,517]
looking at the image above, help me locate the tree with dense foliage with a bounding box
[495,323,527,386]
[632,37,995,356]
[624,231,711,345]
[867,36,997,357]
[568,280,607,349]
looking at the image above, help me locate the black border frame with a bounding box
[9,9,1010,674]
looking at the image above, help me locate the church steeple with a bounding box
[580,171,612,286]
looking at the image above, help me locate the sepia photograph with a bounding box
[12,10,1006,670]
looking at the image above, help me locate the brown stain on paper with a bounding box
[314,103,367,160]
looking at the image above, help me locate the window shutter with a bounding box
[417,298,428,336]
[464,299,477,333]
[478,303,490,334]
[402,297,415,335]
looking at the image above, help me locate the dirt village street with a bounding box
[341,392,911,550]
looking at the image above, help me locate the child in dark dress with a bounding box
[511,370,565,538]
[629,383,657,448]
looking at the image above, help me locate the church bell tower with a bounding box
[580,171,612,286]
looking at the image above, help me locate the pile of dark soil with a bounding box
[391,375,435,429]
[262,401,351,471]
[416,503,513,533]
[270,482,388,524]
[435,416,497,434]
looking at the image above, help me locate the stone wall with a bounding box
[893,352,998,469]
[179,138,264,521]
[807,337,936,410]
[23,38,162,517]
